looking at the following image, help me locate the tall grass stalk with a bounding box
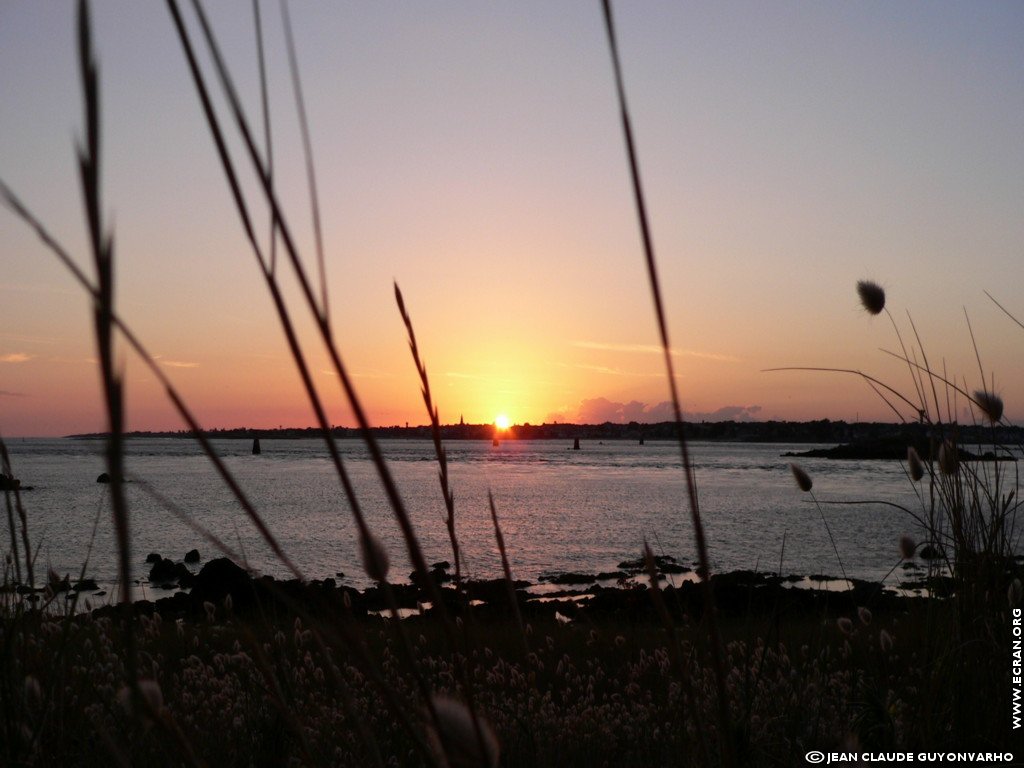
[167,1,460,649]
[74,0,138,702]
[395,284,463,588]
[0,439,29,587]
[601,3,733,765]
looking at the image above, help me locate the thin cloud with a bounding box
[160,360,199,369]
[0,353,31,363]
[574,340,739,363]
[573,397,762,424]
[566,363,683,379]
[0,333,58,345]
[0,390,28,398]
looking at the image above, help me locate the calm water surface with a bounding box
[4,437,950,590]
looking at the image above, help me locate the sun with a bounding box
[494,414,510,430]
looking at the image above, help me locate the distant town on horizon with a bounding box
[68,419,1024,446]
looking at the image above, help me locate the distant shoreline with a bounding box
[67,419,1024,446]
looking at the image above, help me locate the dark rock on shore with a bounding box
[88,556,949,630]
[184,549,201,564]
[190,558,253,606]
[96,472,110,483]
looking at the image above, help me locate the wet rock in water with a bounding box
[145,552,162,564]
[73,578,99,592]
[539,572,597,586]
[410,562,453,588]
[617,554,689,574]
[0,473,21,490]
[184,549,201,564]
[919,544,944,560]
[148,557,195,587]
[96,472,110,484]
[48,573,72,593]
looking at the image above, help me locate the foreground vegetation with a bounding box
[2,583,1014,767]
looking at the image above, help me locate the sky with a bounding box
[1,1,1022,437]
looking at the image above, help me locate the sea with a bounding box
[0,437,988,593]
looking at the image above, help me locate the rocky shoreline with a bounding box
[52,553,940,627]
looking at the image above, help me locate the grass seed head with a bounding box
[907,447,924,481]
[856,280,886,315]
[879,630,894,653]
[790,463,813,493]
[899,535,916,560]
[837,617,853,635]
[360,532,390,583]
[857,607,872,626]
[1009,578,1022,607]
[973,390,1004,423]
[939,440,958,475]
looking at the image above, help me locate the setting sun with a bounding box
[494,414,511,430]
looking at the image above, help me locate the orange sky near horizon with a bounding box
[2,2,1023,437]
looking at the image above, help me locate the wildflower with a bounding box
[907,447,924,481]
[837,617,853,635]
[427,694,500,768]
[899,535,916,560]
[360,532,390,582]
[857,607,872,626]
[790,464,813,493]
[939,440,958,475]
[879,630,894,653]
[1009,579,1022,607]
[223,593,233,614]
[856,280,886,315]
[973,390,1004,423]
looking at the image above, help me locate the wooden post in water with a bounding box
[252,438,261,455]
[573,437,580,450]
